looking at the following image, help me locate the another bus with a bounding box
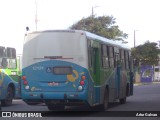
[21,30,134,111]
[0,46,21,106]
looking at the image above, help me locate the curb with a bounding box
[134,82,160,86]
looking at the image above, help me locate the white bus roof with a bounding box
[84,31,130,50]
[27,30,130,50]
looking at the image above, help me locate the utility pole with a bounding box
[35,0,38,31]
[134,30,138,48]
[156,41,160,81]
[92,6,100,18]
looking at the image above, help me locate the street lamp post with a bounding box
[134,30,138,48]
[92,6,100,18]
[35,0,38,31]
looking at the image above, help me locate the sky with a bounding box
[0,0,160,54]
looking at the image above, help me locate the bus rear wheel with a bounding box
[119,86,127,104]
[119,97,126,104]
[47,105,65,111]
[1,86,14,106]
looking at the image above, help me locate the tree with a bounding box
[131,41,160,66]
[69,15,128,41]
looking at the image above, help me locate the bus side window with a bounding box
[108,46,114,68]
[113,47,119,68]
[93,48,97,74]
[87,39,92,67]
[124,51,129,69]
[120,49,125,69]
[129,55,134,71]
[101,44,109,68]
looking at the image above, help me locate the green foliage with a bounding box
[131,41,160,66]
[69,16,128,41]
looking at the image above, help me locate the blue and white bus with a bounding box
[21,30,133,111]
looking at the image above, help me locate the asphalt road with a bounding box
[1,83,160,120]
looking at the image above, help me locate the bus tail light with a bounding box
[81,75,86,80]
[22,76,26,81]
[22,76,28,85]
[80,81,85,85]
[23,80,28,85]
[79,75,86,85]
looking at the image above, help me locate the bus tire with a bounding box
[119,97,126,104]
[0,101,1,110]
[119,86,127,104]
[47,105,65,111]
[1,86,14,106]
[126,83,129,96]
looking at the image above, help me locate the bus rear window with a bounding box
[53,67,73,75]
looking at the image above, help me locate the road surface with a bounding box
[1,83,160,120]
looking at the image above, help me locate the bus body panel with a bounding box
[0,69,20,99]
[22,60,88,92]
[23,31,88,69]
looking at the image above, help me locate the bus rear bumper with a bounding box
[22,90,88,106]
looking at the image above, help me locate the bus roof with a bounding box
[84,31,130,50]
[26,30,130,50]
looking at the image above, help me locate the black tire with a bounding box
[119,97,126,104]
[120,85,128,104]
[1,86,14,106]
[126,84,129,96]
[0,101,1,110]
[47,105,65,111]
